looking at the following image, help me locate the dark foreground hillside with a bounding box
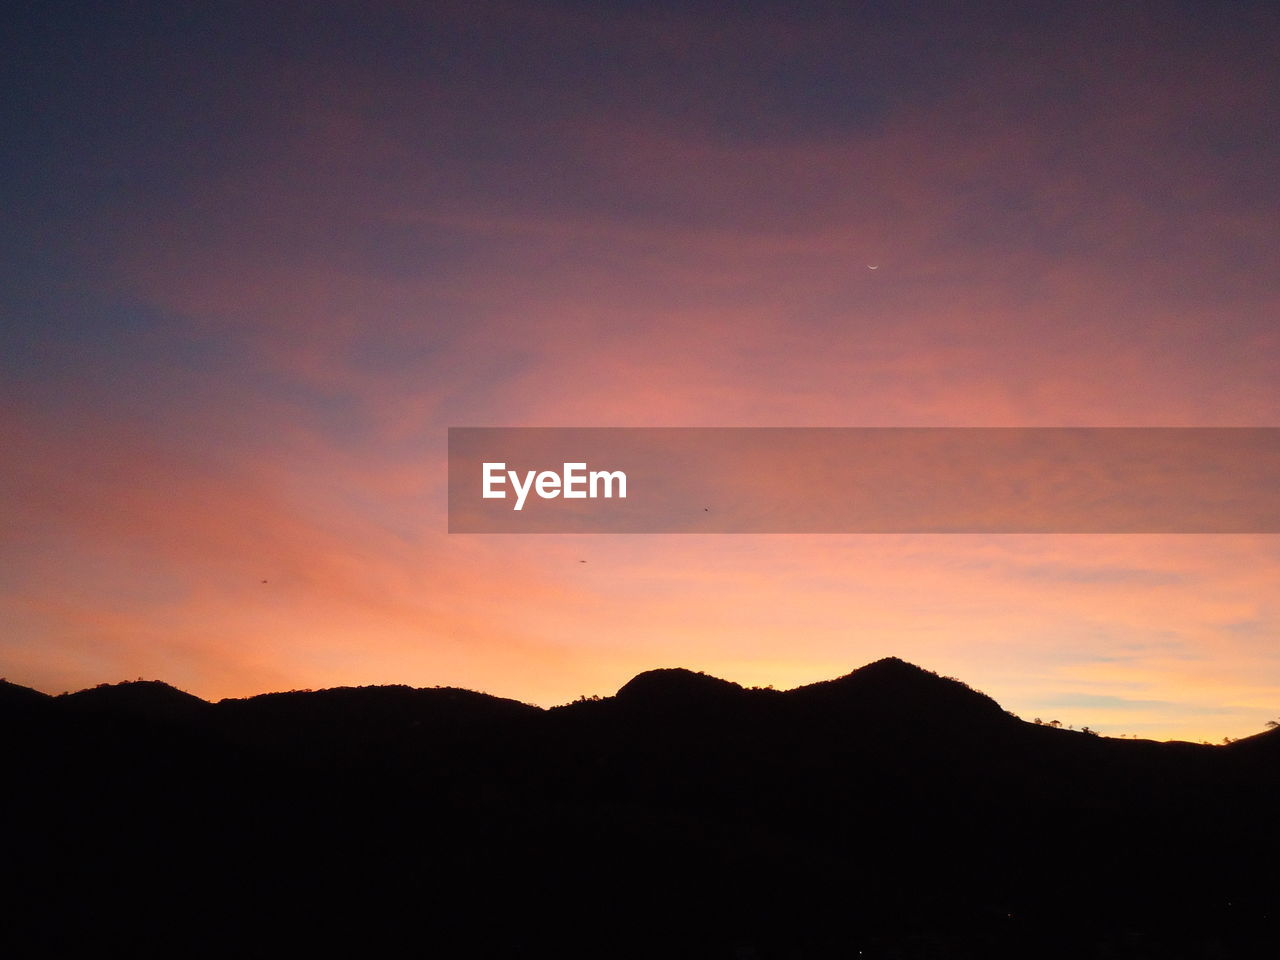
[3,658,1277,957]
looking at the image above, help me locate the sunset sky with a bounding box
[3,1,1278,741]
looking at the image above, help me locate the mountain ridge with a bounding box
[0,659,1268,746]
[4,655,1277,956]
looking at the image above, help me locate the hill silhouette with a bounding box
[615,666,746,703]
[59,679,213,721]
[3,658,1276,957]
[1224,721,1280,757]
[0,677,50,709]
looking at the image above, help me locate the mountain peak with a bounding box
[788,657,1007,726]
[59,680,211,720]
[857,656,932,676]
[615,668,743,706]
[834,656,975,687]
[0,678,51,710]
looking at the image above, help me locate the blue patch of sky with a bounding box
[1041,692,1237,715]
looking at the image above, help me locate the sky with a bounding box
[2,0,1278,741]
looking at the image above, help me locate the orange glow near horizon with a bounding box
[5,388,1278,742]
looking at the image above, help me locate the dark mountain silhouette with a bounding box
[0,677,50,710]
[1224,721,1280,756]
[220,682,539,730]
[793,655,1003,710]
[58,679,213,721]
[3,658,1276,957]
[214,684,540,757]
[788,656,1013,738]
[615,666,748,709]
[616,665,743,699]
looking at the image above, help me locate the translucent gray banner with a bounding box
[448,428,1280,533]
